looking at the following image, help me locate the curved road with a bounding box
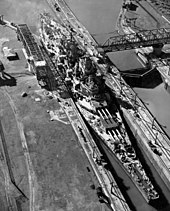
[0,88,36,211]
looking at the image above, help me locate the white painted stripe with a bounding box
[162,16,170,24]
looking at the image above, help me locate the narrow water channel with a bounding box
[65,0,170,137]
[65,0,170,210]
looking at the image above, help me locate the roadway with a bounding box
[117,1,170,192]
[53,97,131,211]
[37,23,131,210]
[0,120,16,211]
[1,88,35,211]
[45,0,170,208]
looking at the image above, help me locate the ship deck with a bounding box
[7,0,170,210]
[45,0,170,209]
[56,97,131,211]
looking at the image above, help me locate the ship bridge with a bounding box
[98,28,170,53]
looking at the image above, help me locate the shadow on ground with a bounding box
[0,72,17,87]
[123,68,163,89]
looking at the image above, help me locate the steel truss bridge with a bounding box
[16,24,58,90]
[98,28,170,53]
[16,24,45,63]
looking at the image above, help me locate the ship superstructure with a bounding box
[1,0,170,210]
[46,0,170,196]
[39,12,159,202]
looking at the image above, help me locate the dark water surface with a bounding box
[65,0,170,210]
[65,0,170,137]
[134,84,170,135]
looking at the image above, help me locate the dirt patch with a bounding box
[0,0,108,210]
[148,0,170,18]
[125,0,170,30]
[6,75,103,211]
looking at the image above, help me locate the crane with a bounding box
[0,15,17,31]
[98,28,170,53]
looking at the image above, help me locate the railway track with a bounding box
[50,0,170,187]
[6,0,169,207]
[38,12,133,209]
[40,38,132,210]
[57,98,131,211]
[39,9,159,201]
[0,119,15,184]
[118,4,170,167]
[0,119,25,211]
[111,5,170,194]
[0,89,34,211]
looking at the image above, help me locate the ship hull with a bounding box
[39,11,159,202]
[161,74,170,93]
[76,99,159,202]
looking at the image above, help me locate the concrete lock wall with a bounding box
[122,109,170,192]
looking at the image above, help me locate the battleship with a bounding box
[39,12,159,202]
[1,0,170,210]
